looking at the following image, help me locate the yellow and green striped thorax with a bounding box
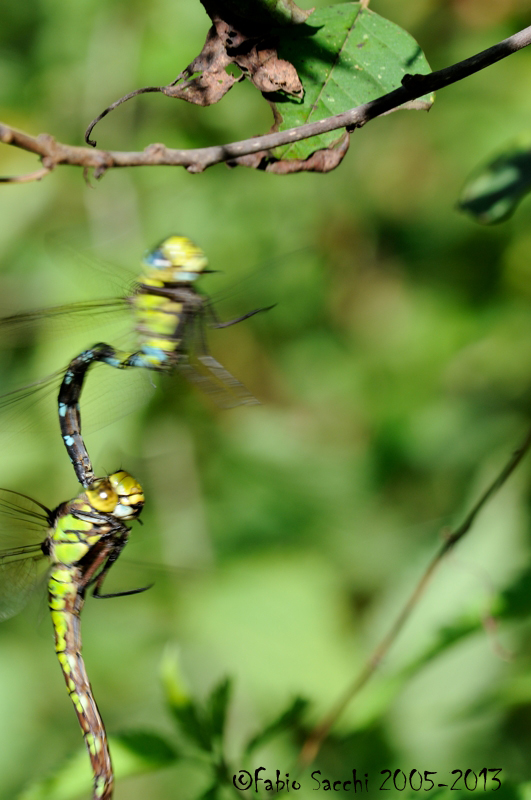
[129,235,209,368]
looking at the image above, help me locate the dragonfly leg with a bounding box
[210,305,276,328]
[92,583,153,599]
[88,540,153,599]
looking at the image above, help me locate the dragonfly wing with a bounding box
[177,311,259,408]
[0,549,47,621]
[0,489,50,621]
[201,245,312,309]
[0,368,66,455]
[176,352,259,408]
[0,299,125,348]
[0,340,152,453]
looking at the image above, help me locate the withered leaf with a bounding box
[162,24,240,107]
[167,15,303,102]
[85,0,307,145]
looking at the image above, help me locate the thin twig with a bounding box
[1,24,530,179]
[297,425,531,768]
[0,167,52,184]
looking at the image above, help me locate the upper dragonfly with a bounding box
[0,235,271,484]
[0,469,145,800]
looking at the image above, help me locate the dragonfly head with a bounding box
[142,235,208,284]
[85,471,144,521]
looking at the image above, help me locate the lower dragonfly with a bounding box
[0,470,145,800]
[0,235,271,486]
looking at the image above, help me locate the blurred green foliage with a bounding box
[459,133,531,224]
[2,0,531,798]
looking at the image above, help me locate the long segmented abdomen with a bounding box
[49,564,113,800]
[57,341,175,487]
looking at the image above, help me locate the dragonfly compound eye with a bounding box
[142,235,208,283]
[108,471,145,519]
[85,478,119,513]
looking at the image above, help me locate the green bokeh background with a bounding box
[1,0,531,797]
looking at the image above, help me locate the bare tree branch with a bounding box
[297,424,531,768]
[0,167,52,184]
[1,24,530,180]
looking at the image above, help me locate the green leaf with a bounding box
[161,645,216,751]
[17,732,177,800]
[161,646,234,752]
[170,702,214,751]
[111,730,178,769]
[458,133,531,224]
[197,783,222,800]
[207,677,232,740]
[269,2,433,160]
[245,696,308,755]
[498,566,531,619]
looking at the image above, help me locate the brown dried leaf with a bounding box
[167,15,303,103]
[162,25,240,106]
[234,46,303,95]
[85,1,307,144]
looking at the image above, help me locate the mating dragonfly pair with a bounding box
[0,236,266,799]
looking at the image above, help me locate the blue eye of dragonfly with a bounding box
[142,247,170,268]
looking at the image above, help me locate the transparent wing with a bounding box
[0,246,305,435]
[0,239,133,377]
[0,358,157,457]
[177,356,259,408]
[202,246,312,310]
[0,302,143,449]
[176,311,259,408]
[0,299,124,333]
[0,550,47,622]
[178,248,317,406]
[0,489,50,621]
[0,300,128,364]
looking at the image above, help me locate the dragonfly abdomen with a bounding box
[57,291,187,485]
[49,563,113,800]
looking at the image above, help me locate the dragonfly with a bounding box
[0,235,272,485]
[0,470,146,800]
[56,235,271,485]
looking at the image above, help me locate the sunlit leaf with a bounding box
[161,643,192,708]
[269,2,433,161]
